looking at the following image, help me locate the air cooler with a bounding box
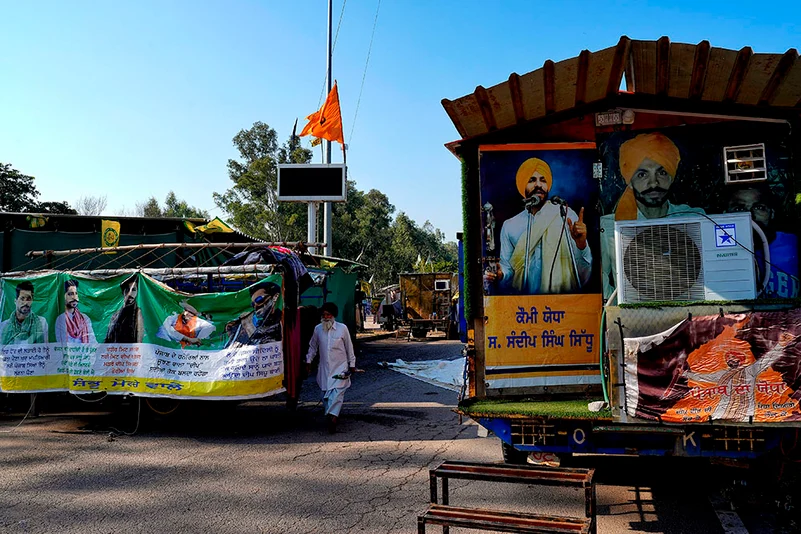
[614,213,756,304]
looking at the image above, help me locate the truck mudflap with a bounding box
[477,417,790,459]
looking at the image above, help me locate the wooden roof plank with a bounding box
[668,42,697,99]
[519,68,547,121]
[758,49,798,106]
[701,47,739,101]
[736,52,783,105]
[688,40,711,99]
[771,54,801,107]
[724,46,754,102]
[553,56,580,112]
[486,81,517,130]
[606,36,631,98]
[575,49,590,106]
[441,98,467,139]
[507,72,526,124]
[631,40,657,94]
[656,36,671,96]
[585,44,620,102]
[474,85,498,132]
[447,93,486,138]
[544,60,556,114]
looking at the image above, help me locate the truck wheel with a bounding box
[501,442,528,464]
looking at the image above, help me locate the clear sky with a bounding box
[2,1,799,244]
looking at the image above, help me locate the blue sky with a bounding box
[2,1,799,245]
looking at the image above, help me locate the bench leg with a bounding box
[430,473,438,504]
[442,478,449,505]
[417,516,425,534]
[586,484,597,534]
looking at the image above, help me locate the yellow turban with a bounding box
[615,133,680,220]
[619,132,680,183]
[515,158,552,197]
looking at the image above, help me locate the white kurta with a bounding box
[306,321,356,392]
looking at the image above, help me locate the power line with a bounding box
[349,0,381,146]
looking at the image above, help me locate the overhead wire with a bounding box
[349,0,381,145]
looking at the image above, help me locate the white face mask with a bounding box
[322,318,334,331]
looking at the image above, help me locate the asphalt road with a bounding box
[1,337,798,533]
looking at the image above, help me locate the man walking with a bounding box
[305,302,356,433]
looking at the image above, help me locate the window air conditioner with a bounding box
[614,213,756,304]
[724,143,767,184]
[434,280,450,291]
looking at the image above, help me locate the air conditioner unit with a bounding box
[614,213,756,304]
[723,143,767,184]
[434,280,450,291]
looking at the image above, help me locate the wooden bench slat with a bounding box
[434,466,591,485]
[422,504,590,533]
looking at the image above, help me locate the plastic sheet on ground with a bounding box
[384,358,465,392]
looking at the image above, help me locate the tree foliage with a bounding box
[1,162,77,214]
[132,192,208,219]
[213,123,457,288]
[213,121,312,240]
[1,162,40,212]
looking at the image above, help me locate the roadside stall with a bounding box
[446,36,801,461]
[0,227,365,417]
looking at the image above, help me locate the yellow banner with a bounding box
[101,219,121,253]
[484,294,603,385]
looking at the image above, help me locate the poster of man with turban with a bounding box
[480,144,599,296]
[598,122,800,302]
[599,131,705,300]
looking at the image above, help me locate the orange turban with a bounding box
[615,133,680,220]
[515,158,553,197]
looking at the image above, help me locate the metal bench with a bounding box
[424,460,596,534]
[418,504,592,533]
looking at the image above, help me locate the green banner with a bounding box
[0,272,284,399]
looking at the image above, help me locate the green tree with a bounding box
[214,121,312,240]
[34,201,78,214]
[1,162,79,214]
[1,163,39,212]
[163,191,209,219]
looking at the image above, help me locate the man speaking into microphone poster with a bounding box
[481,145,600,296]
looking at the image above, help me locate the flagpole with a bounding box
[323,0,334,257]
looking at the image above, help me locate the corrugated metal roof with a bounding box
[442,36,801,140]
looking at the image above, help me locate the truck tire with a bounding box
[501,442,528,464]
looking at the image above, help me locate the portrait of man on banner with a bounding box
[0,281,49,346]
[598,123,800,302]
[480,145,599,296]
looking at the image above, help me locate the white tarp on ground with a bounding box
[384,358,465,392]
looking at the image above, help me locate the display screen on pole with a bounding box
[277,164,347,202]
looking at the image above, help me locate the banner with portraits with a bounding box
[0,272,285,400]
[479,144,603,390]
[624,310,801,423]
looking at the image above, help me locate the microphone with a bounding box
[550,196,568,206]
[523,195,542,208]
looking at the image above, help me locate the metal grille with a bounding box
[511,422,557,446]
[711,427,766,453]
[724,143,767,183]
[619,222,705,303]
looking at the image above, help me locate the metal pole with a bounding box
[307,202,318,255]
[323,0,334,257]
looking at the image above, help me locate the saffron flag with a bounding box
[299,82,344,145]
[101,219,121,253]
